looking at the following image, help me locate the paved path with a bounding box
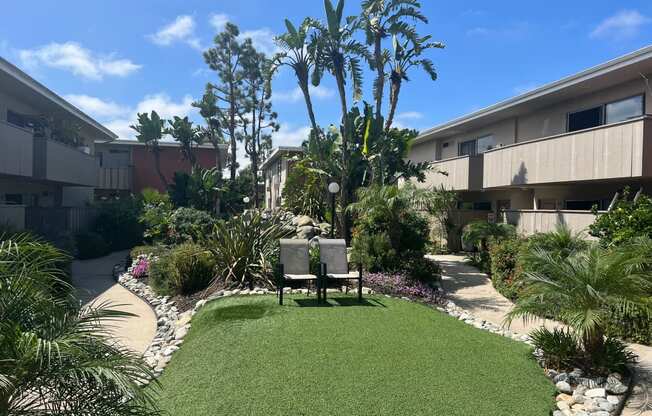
[71,250,156,354]
[430,254,652,415]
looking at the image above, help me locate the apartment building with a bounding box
[408,45,652,238]
[260,146,304,210]
[94,139,228,198]
[0,57,116,236]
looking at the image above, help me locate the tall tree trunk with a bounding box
[373,34,384,121]
[334,69,351,243]
[152,146,168,189]
[229,82,237,181]
[298,77,319,135]
[385,77,402,131]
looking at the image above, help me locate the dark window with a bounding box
[538,199,557,210]
[568,106,602,132]
[459,140,476,156]
[4,194,23,205]
[6,110,28,128]
[473,201,492,211]
[565,200,600,210]
[605,95,644,124]
[497,199,511,210]
[457,201,473,210]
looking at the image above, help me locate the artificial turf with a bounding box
[152,295,556,415]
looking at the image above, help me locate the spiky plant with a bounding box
[506,239,652,358]
[0,233,160,415]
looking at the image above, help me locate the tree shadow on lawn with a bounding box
[293,297,386,308]
[201,304,275,325]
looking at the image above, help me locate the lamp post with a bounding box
[328,182,339,238]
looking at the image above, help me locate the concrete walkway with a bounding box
[431,254,652,415]
[71,250,156,354]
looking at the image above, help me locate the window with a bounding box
[458,135,495,156]
[476,135,495,153]
[457,201,473,210]
[497,199,511,210]
[4,194,23,205]
[6,110,28,128]
[605,95,644,124]
[565,200,599,210]
[459,140,476,156]
[538,199,557,210]
[473,201,492,211]
[568,106,602,132]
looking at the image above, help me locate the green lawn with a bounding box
[152,295,555,415]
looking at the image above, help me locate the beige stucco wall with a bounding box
[438,118,517,159]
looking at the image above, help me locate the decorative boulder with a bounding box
[296,225,318,240]
[295,215,314,227]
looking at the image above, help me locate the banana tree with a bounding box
[130,111,168,188]
[386,34,444,130]
[360,0,428,120]
[309,0,369,242]
[273,18,321,137]
[167,116,203,167]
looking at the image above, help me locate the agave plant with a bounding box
[0,233,160,415]
[204,210,294,289]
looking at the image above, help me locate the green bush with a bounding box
[282,158,326,220]
[605,305,652,345]
[75,231,110,259]
[530,327,580,371]
[92,198,143,250]
[140,189,173,243]
[489,236,524,300]
[148,252,174,296]
[351,232,397,272]
[404,256,441,284]
[168,243,216,295]
[167,207,215,244]
[589,188,652,246]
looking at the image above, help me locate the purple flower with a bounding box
[364,272,443,304]
[132,257,149,279]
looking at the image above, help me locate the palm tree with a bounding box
[309,0,369,242]
[506,239,652,357]
[167,115,202,167]
[360,0,428,120]
[273,18,321,136]
[0,233,159,415]
[385,34,444,130]
[521,225,588,274]
[131,111,168,188]
[193,86,226,174]
[462,220,516,252]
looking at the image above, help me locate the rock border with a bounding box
[118,271,630,415]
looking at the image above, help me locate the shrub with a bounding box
[205,210,294,289]
[92,198,143,250]
[605,305,652,345]
[75,231,110,259]
[364,271,443,303]
[130,244,169,259]
[589,188,652,246]
[282,158,326,219]
[140,190,173,243]
[167,243,216,295]
[530,327,580,371]
[404,256,441,284]
[489,236,524,300]
[148,251,174,296]
[350,232,397,272]
[167,207,215,244]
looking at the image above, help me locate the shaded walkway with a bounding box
[71,250,156,354]
[430,254,652,415]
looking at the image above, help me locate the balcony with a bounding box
[98,166,133,190]
[501,209,603,236]
[33,137,98,187]
[0,121,33,177]
[483,116,652,188]
[416,155,483,191]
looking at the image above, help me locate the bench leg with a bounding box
[316,277,321,303]
[358,265,363,303]
[279,277,284,306]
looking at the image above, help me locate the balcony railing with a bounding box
[0,121,34,177]
[98,166,133,190]
[33,137,98,187]
[483,116,652,188]
[500,209,604,236]
[415,155,483,191]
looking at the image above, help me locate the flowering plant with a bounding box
[129,254,151,279]
[365,272,444,304]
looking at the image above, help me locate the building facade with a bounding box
[94,139,228,198]
[0,57,116,236]
[408,45,652,238]
[260,146,304,210]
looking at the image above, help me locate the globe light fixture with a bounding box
[243,196,250,204]
[328,182,339,238]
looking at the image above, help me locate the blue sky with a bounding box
[1,1,652,166]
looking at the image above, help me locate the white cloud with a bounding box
[18,42,141,80]
[466,22,530,38]
[239,28,280,55]
[271,124,311,147]
[209,13,230,31]
[466,27,491,37]
[64,94,129,118]
[93,93,197,139]
[590,10,651,40]
[273,85,335,103]
[395,111,423,120]
[148,15,202,50]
